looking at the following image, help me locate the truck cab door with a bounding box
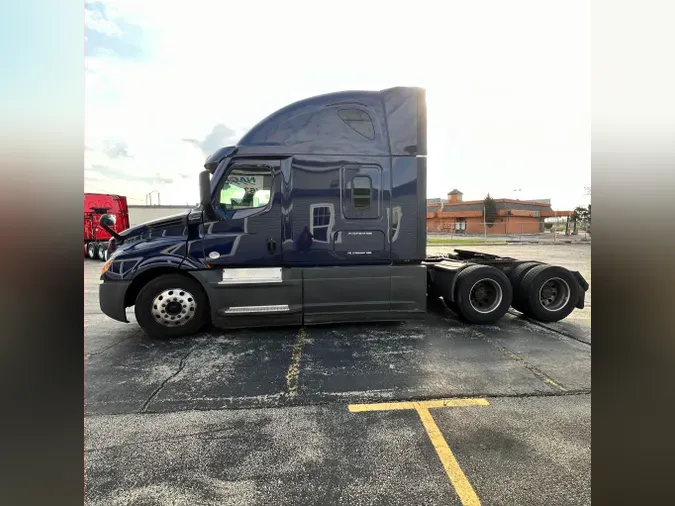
[202,161,281,266]
[191,160,302,328]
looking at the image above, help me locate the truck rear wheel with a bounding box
[87,242,97,259]
[454,265,512,324]
[134,274,209,339]
[508,261,541,312]
[97,244,106,261]
[519,265,580,322]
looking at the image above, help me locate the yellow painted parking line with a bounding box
[348,397,489,505]
[348,397,489,412]
[416,406,481,506]
[544,377,561,388]
[284,327,307,397]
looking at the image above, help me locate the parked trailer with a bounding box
[97,87,588,338]
[84,193,130,261]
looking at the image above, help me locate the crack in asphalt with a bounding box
[86,390,592,452]
[87,389,591,418]
[85,336,134,357]
[86,426,237,453]
[507,310,591,345]
[139,346,197,413]
[472,329,567,392]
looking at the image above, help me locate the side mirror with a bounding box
[100,214,116,227]
[199,170,217,221]
[99,213,123,241]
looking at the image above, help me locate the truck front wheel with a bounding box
[454,265,513,324]
[134,274,210,339]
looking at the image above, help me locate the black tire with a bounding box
[454,264,513,324]
[87,242,97,259]
[519,264,580,322]
[508,261,541,312]
[134,274,210,339]
[97,244,106,261]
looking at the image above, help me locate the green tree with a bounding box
[571,206,589,234]
[572,205,591,235]
[483,194,497,228]
[575,205,591,223]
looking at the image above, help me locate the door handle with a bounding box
[267,238,276,254]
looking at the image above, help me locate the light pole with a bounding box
[146,190,160,206]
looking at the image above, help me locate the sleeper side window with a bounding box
[352,176,372,210]
[341,165,381,220]
[338,109,375,140]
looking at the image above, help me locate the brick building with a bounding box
[426,190,572,235]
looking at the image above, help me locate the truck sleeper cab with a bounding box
[98,87,588,339]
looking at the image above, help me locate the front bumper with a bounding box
[99,280,132,323]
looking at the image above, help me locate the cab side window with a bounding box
[218,167,272,211]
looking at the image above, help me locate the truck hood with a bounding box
[118,210,195,239]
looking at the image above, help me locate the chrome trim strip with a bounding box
[222,304,290,314]
[218,267,283,285]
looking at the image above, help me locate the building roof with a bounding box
[426,198,555,214]
[442,200,552,213]
[448,189,463,195]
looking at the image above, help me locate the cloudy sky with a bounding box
[85,0,590,209]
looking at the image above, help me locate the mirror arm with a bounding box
[199,169,218,221]
[202,204,217,222]
[100,224,123,243]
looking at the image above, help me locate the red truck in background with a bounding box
[84,193,130,261]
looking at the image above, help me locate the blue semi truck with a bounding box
[98,87,588,339]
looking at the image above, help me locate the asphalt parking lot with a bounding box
[85,244,591,506]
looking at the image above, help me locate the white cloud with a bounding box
[85,0,590,209]
[84,7,121,36]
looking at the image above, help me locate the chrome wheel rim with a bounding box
[151,288,197,327]
[469,278,503,313]
[538,277,571,311]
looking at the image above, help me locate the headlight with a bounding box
[101,258,113,275]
